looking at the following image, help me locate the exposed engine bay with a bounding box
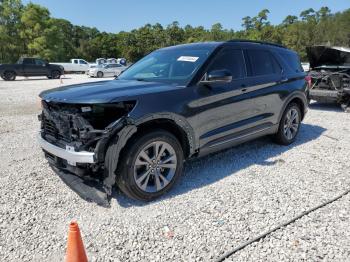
[307,46,350,111]
[38,100,137,206]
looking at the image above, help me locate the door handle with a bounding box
[280,78,289,83]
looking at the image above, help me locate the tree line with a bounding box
[0,0,349,63]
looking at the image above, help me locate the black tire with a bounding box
[51,70,61,79]
[110,130,184,201]
[47,76,52,79]
[97,71,103,78]
[274,103,302,145]
[3,71,16,81]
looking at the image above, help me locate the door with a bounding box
[191,47,257,149]
[23,58,48,76]
[111,64,123,76]
[242,48,284,130]
[103,64,114,76]
[78,59,89,72]
[33,59,49,75]
[22,58,36,76]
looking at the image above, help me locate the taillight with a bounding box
[305,75,312,89]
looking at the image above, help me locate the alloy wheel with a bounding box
[283,108,300,140]
[133,141,177,193]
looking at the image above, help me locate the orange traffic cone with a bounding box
[65,222,88,262]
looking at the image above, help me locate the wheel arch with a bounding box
[278,92,308,122]
[132,113,197,159]
[102,114,196,195]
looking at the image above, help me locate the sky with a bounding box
[22,0,350,33]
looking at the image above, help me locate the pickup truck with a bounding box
[0,58,64,81]
[52,59,90,74]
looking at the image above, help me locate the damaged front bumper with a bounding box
[37,133,96,165]
[37,101,137,207]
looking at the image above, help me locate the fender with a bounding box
[132,112,198,157]
[278,90,308,122]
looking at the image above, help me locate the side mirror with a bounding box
[201,69,232,84]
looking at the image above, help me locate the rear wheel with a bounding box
[111,130,184,201]
[3,71,16,81]
[97,71,103,78]
[51,70,61,79]
[274,103,301,145]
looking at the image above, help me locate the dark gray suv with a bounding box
[38,40,308,205]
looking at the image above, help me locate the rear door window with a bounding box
[208,48,246,80]
[277,52,303,73]
[35,59,45,66]
[245,50,281,76]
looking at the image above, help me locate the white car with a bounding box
[88,63,127,78]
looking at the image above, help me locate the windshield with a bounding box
[118,47,214,85]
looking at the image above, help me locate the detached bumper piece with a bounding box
[51,166,110,207]
[38,134,110,207]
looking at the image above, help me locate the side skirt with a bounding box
[198,124,278,157]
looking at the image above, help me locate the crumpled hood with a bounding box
[39,79,181,104]
[306,45,350,68]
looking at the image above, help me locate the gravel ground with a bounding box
[0,75,349,262]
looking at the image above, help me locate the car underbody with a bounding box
[307,46,350,111]
[38,100,137,206]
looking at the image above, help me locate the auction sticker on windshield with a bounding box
[177,56,199,62]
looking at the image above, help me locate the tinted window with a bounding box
[246,50,281,76]
[73,60,78,64]
[35,59,45,66]
[79,60,88,65]
[208,49,246,79]
[277,52,303,73]
[23,58,35,65]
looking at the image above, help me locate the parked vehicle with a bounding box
[37,40,308,205]
[52,59,89,74]
[95,58,107,65]
[307,45,350,110]
[0,57,64,81]
[88,63,127,78]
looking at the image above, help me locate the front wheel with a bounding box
[97,71,103,78]
[3,71,16,81]
[274,103,301,145]
[111,130,184,201]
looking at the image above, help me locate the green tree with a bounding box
[19,3,50,56]
[0,0,23,62]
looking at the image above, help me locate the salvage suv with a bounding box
[38,40,308,204]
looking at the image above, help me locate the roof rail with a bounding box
[227,39,286,48]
